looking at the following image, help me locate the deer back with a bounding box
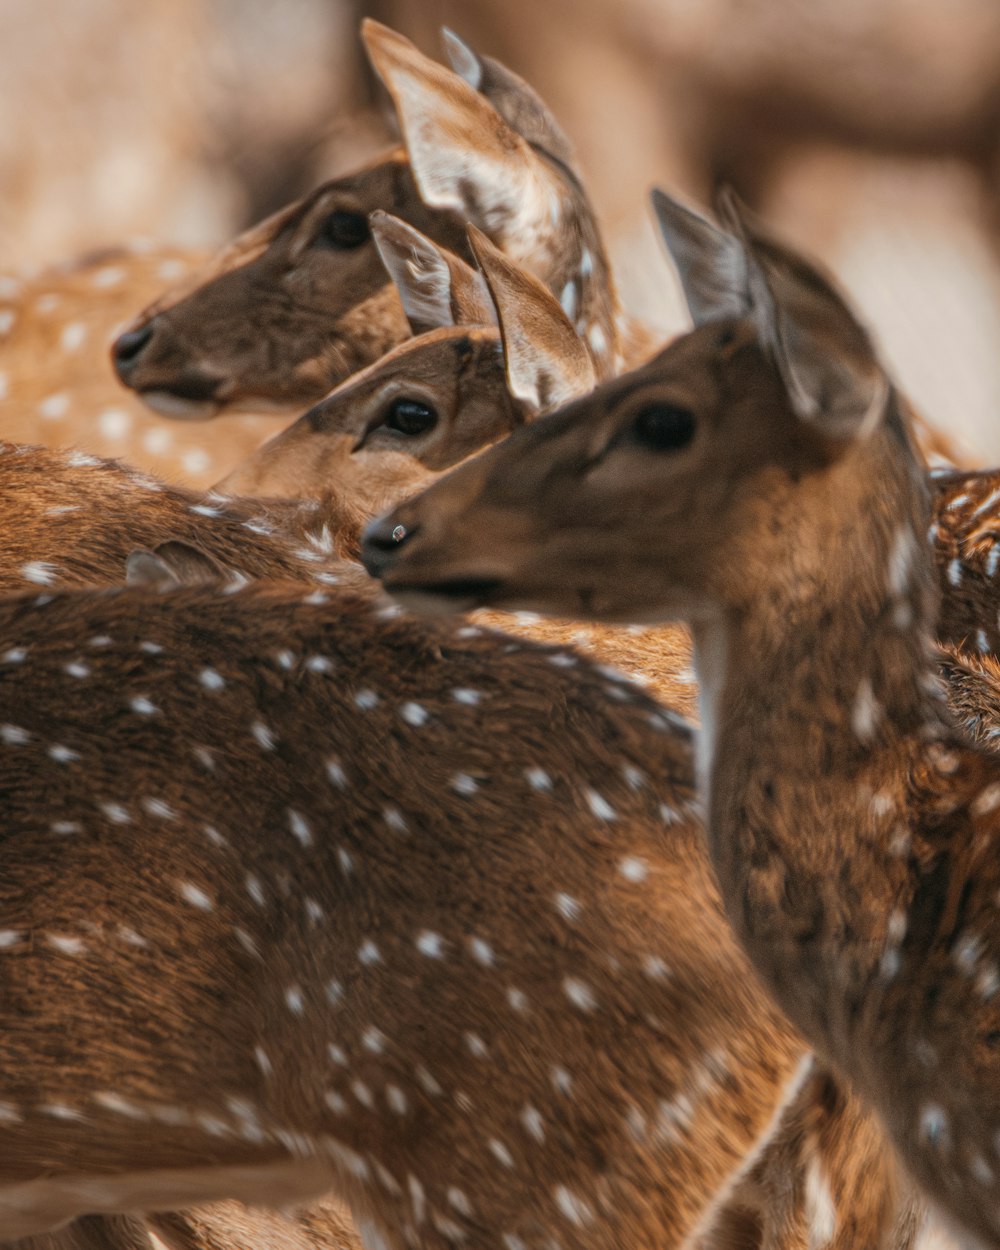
[0,578,807,1245]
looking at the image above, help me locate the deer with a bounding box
[0,245,289,492]
[1,223,959,1250]
[2,23,629,491]
[0,569,834,1246]
[108,21,633,434]
[362,186,1000,1248]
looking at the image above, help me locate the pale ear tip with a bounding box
[360,17,407,60]
[359,17,384,44]
[441,27,482,87]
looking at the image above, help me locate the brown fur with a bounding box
[0,579,807,1245]
[930,465,1000,656]
[365,195,1000,1246]
[0,442,362,594]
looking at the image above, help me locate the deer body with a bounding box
[0,579,813,1244]
[363,196,1000,1246]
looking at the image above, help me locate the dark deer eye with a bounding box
[632,403,695,452]
[384,398,438,437]
[316,210,369,250]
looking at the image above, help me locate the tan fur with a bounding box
[0,246,282,491]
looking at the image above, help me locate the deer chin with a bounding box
[139,390,222,420]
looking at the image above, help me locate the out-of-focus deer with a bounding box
[110,23,643,420]
[0,246,286,491]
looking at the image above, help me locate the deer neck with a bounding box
[691,415,948,1068]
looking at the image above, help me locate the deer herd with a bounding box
[3,17,1000,1250]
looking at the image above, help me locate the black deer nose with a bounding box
[112,322,155,378]
[361,515,418,579]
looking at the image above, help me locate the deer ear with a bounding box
[717,191,889,443]
[362,20,558,261]
[469,226,595,414]
[651,188,751,327]
[371,211,495,333]
[440,28,577,171]
[126,540,229,589]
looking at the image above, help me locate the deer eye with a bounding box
[315,210,370,250]
[383,398,438,437]
[631,403,695,452]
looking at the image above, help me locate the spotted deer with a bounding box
[0,246,286,491]
[1,216,980,1249]
[0,226,928,1250]
[363,188,1000,1247]
[0,570,823,1246]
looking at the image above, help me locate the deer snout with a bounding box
[361,515,417,578]
[112,322,155,379]
[111,316,224,417]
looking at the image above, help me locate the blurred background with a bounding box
[3,0,1000,458]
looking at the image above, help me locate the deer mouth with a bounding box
[380,574,507,615]
[139,389,222,419]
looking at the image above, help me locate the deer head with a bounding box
[111,22,618,420]
[363,190,927,632]
[216,219,593,524]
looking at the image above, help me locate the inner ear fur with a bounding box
[362,19,560,259]
[371,211,495,333]
[469,225,595,414]
[717,193,889,443]
[126,541,230,589]
[440,27,578,172]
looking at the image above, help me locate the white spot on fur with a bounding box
[919,1104,949,1148]
[563,977,597,1011]
[177,881,213,911]
[851,678,880,741]
[21,561,58,585]
[554,1185,593,1226]
[60,321,87,352]
[98,408,131,439]
[525,766,552,791]
[585,789,616,820]
[417,931,446,958]
[804,1155,837,1246]
[287,809,312,847]
[619,856,648,882]
[400,701,429,727]
[38,392,69,420]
